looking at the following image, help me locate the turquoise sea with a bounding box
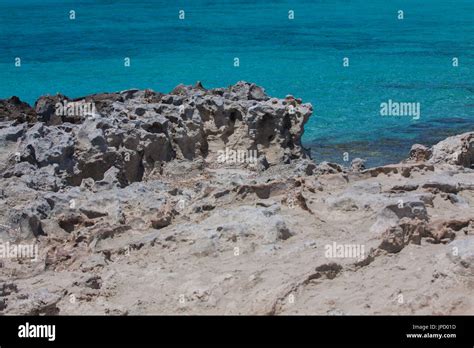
[0,0,473,166]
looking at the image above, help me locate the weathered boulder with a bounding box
[18,123,75,169]
[370,196,428,235]
[0,122,26,142]
[429,132,474,168]
[3,82,312,192]
[447,238,474,276]
[35,95,67,125]
[379,218,428,253]
[0,97,36,124]
[408,144,432,162]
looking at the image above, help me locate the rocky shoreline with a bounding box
[0,82,473,315]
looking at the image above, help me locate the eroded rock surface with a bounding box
[0,82,473,315]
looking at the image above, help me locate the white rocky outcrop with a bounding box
[0,83,473,315]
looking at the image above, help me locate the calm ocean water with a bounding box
[0,0,473,166]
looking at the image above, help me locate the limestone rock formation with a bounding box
[0,83,473,315]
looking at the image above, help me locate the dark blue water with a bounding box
[1,0,473,166]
